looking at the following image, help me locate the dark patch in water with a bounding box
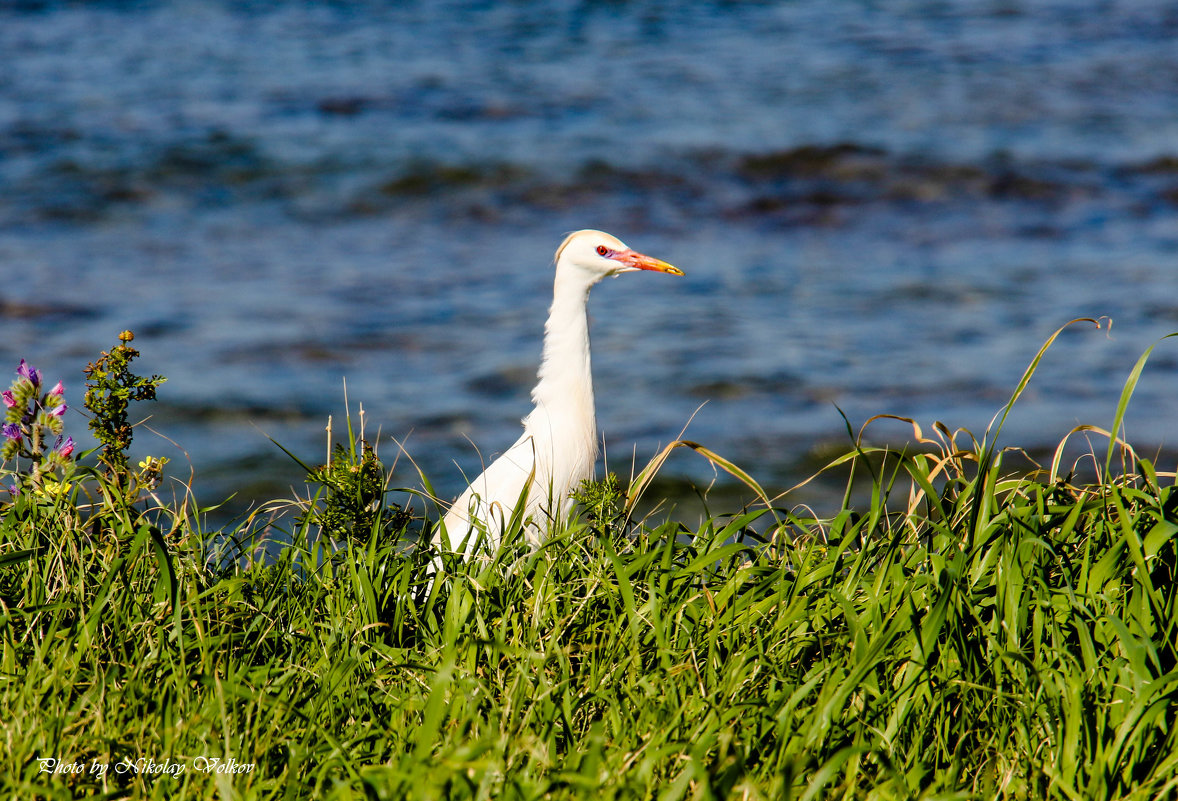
[219,340,356,367]
[0,121,83,157]
[1,131,280,223]
[466,366,533,399]
[376,162,528,197]
[415,412,476,433]
[986,171,1064,201]
[0,296,98,322]
[155,400,322,425]
[1128,156,1178,175]
[737,144,889,179]
[4,125,1174,227]
[687,370,807,402]
[732,143,1082,221]
[146,132,270,184]
[1143,304,1178,323]
[331,144,1135,230]
[316,96,371,117]
[131,317,192,340]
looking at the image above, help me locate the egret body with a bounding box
[436,230,682,561]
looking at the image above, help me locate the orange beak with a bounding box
[614,248,684,276]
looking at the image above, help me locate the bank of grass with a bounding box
[3,323,1178,800]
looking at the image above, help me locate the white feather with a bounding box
[434,229,680,564]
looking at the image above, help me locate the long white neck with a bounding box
[530,269,596,424]
[512,263,601,522]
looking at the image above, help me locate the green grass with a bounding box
[3,323,1178,800]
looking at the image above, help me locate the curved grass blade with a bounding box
[1104,332,1178,477]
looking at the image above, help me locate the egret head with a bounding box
[554,230,683,284]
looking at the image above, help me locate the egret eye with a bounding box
[596,245,609,256]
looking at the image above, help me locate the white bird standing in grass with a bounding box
[436,230,683,562]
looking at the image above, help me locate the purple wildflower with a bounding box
[49,380,64,397]
[1,390,14,409]
[48,402,67,418]
[55,435,75,459]
[2,423,21,442]
[6,483,18,498]
[16,359,40,387]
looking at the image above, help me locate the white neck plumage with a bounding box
[523,268,600,481]
[533,273,593,405]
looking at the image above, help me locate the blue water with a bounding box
[2,0,1177,519]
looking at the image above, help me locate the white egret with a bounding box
[435,229,682,562]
